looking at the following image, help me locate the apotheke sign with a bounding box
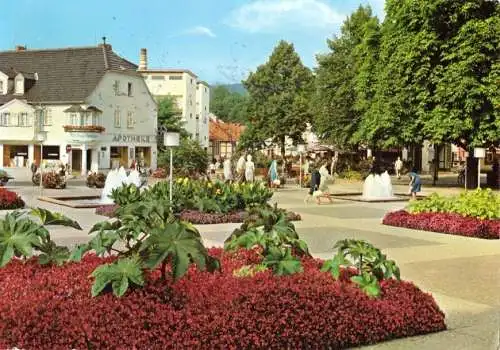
[112,134,156,143]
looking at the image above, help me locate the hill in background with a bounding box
[217,83,247,95]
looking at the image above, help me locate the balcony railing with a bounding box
[63,125,105,133]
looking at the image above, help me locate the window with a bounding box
[169,75,182,80]
[205,87,207,93]
[127,83,133,97]
[113,80,120,95]
[204,106,207,111]
[190,113,193,119]
[190,79,193,84]
[92,113,98,126]
[152,75,165,80]
[85,112,92,126]
[127,111,134,128]
[44,109,52,125]
[18,112,28,126]
[15,79,23,94]
[114,109,121,127]
[0,80,3,93]
[70,113,78,125]
[0,112,9,125]
[196,114,199,120]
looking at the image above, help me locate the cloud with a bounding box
[185,26,216,38]
[226,0,345,33]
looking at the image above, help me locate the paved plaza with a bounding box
[2,174,500,349]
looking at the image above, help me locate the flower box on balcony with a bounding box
[63,125,105,133]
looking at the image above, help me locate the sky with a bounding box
[0,0,385,84]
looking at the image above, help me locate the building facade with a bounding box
[137,48,210,148]
[208,114,244,160]
[0,44,158,174]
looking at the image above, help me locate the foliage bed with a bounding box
[0,189,24,210]
[110,178,273,215]
[407,189,500,220]
[32,171,66,189]
[86,172,106,188]
[383,210,500,239]
[0,248,445,350]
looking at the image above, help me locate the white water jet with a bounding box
[127,169,142,187]
[100,167,143,204]
[362,171,395,200]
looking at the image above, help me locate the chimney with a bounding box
[15,45,26,52]
[139,48,148,71]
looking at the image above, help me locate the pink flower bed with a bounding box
[383,210,500,239]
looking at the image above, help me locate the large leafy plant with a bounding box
[321,239,400,297]
[225,204,309,276]
[0,208,82,267]
[71,199,219,297]
[408,189,500,220]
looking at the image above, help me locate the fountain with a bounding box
[39,166,145,208]
[361,171,395,200]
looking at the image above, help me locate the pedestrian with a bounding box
[395,156,403,179]
[304,161,321,204]
[236,154,246,183]
[268,157,279,188]
[317,160,333,204]
[223,157,233,182]
[408,167,422,200]
[245,155,255,182]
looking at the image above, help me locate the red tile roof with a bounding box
[209,120,245,142]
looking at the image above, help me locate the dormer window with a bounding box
[15,77,24,94]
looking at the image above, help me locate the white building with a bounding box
[0,43,158,175]
[137,48,210,148]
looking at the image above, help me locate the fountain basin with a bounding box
[330,192,423,202]
[38,195,110,208]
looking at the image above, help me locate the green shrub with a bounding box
[408,189,500,220]
[338,170,363,180]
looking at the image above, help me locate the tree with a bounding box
[157,96,189,138]
[210,86,250,123]
[243,41,314,164]
[158,137,208,176]
[313,6,380,150]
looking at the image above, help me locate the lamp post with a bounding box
[36,133,45,194]
[164,132,180,202]
[297,144,306,188]
[474,147,485,189]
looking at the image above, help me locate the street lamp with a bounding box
[474,147,485,189]
[36,133,45,194]
[164,132,180,202]
[297,144,306,188]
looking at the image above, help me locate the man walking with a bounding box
[395,156,403,179]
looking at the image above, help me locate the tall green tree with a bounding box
[210,86,249,123]
[243,41,314,160]
[313,6,379,149]
[157,96,189,137]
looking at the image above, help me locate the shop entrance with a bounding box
[135,147,151,167]
[110,146,128,168]
[72,149,82,173]
[3,145,29,167]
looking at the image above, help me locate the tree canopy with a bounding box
[210,85,249,123]
[242,40,314,157]
[313,0,499,150]
[156,96,189,138]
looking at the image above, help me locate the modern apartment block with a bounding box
[137,48,210,148]
[0,42,158,174]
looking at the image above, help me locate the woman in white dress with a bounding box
[317,161,333,204]
[245,155,255,182]
[223,157,233,182]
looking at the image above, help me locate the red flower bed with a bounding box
[151,168,167,179]
[95,207,302,224]
[0,248,445,349]
[383,210,500,239]
[0,188,24,209]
